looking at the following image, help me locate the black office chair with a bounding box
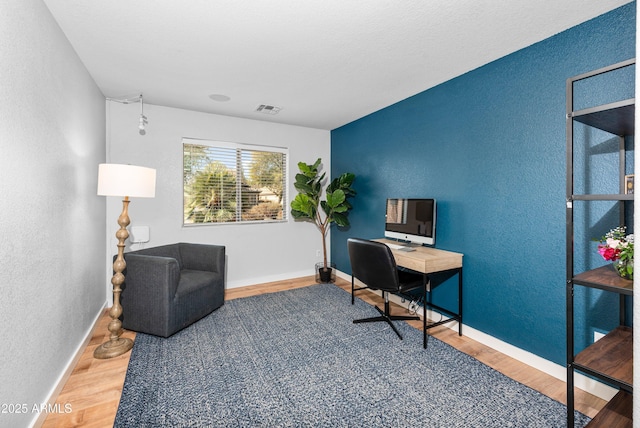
[348,238,427,345]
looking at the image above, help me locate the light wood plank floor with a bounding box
[42,276,605,427]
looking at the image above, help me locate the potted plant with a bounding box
[290,158,356,283]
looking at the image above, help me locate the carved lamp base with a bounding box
[94,337,133,359]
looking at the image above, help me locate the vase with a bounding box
[614,258,633,280]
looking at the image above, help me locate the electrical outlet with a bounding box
[594,331,605,342]
[316,250,322,258]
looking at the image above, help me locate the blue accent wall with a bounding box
[330,3,635,365]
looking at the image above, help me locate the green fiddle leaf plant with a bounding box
[290,158,356,275]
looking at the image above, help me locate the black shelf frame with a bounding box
[565,58,635,428]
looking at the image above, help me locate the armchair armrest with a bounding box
[178,243,225,273]
[123,254,181,305]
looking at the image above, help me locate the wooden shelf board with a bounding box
[573,99,635,136]
[585,390,632,428]
[573,265,633,294]
[575,326,633,387]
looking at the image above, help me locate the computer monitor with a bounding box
[384,198,436,246]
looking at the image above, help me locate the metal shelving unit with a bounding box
[566,58,635,428]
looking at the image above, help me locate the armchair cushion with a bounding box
[120,242,225,337]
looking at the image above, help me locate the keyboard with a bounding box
[385,243,416,252]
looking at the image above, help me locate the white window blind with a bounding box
[183,138,287,225]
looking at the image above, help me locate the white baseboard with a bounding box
[30,303,107,428]
[336,270,617,402]
[226,269,315,289]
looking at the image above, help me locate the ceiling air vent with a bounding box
[256,104,282,115]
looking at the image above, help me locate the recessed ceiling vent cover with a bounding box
[256,104,282,115]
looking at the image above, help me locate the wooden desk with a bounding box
[375,239,463,274]
[375,239,464,342]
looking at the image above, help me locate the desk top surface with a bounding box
[374,238,463,274]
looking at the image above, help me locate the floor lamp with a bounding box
[95,163,156,359]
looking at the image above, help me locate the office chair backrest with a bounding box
[347,238,400,292]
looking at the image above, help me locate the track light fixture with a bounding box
[138,97,148,135]
[107,93,149,136]
[138,115,148,135]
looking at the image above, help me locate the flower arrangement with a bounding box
[595,226,634,279]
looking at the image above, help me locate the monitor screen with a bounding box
[384,198,436,246]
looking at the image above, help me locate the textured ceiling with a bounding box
[43,0,632,130]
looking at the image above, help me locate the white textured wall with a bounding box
[106,102,330,292]
[0,1,106,427]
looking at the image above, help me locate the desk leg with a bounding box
[423,275,429,349]
[421,267,463,346]
[457,267,463,336]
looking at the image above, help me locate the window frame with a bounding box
[182,137,289,226]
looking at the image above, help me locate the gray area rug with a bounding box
[115,283,590,427]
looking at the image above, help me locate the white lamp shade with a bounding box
[97,163,156,198]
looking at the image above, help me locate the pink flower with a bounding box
[598,245,620,261]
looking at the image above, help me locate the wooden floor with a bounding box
[42,276,605,427]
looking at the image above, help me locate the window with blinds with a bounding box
[183,138,287,225]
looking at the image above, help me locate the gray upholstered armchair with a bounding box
[120,242,225,338]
